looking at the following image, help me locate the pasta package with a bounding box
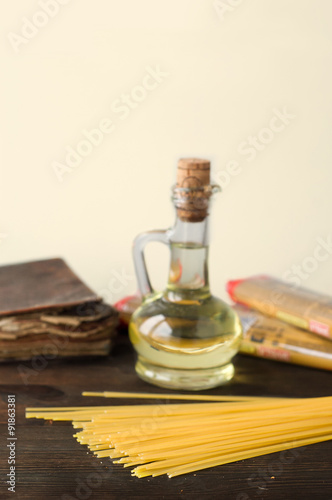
[235,305,332,371]
[227,275,332,341]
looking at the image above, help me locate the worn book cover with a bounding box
[0,258,118,361]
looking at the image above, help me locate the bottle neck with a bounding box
[166,216,211,300]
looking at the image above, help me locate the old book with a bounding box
[0,258,118,361]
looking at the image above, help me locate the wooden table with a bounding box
[0,333,331,500]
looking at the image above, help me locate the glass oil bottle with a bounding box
[129,158,242,390]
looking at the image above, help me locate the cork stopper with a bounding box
[174,158,212,222]
[177,158,211,188]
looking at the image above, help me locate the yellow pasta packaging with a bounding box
[235,305,332,371]
[227,275,332,341]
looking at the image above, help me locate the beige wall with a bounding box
[1,0,332,304]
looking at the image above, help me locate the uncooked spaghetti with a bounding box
[26,392,332,478]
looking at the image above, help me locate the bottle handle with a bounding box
[133,230,169,296]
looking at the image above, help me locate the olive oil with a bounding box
[129,158,242,390]
[130,242,242,389]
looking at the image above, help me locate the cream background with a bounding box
[1,0,332,304]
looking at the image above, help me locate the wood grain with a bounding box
[0,333,331,500]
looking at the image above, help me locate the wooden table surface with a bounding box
[0,332,331,500]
